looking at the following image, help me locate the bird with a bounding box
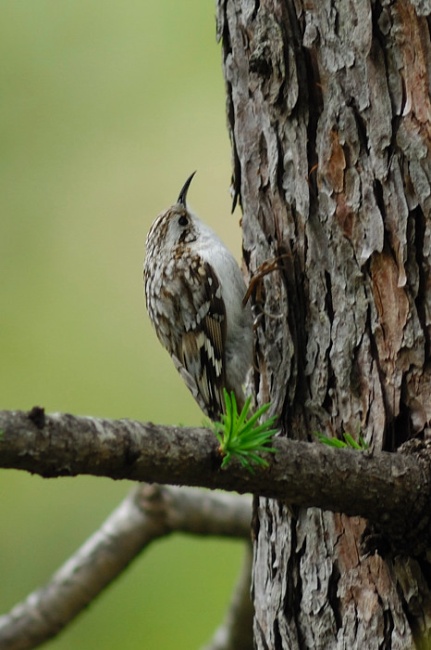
[144,172,253,420]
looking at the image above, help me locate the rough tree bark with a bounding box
[217,0,431,648]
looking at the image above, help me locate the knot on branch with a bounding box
[27,406,46,429]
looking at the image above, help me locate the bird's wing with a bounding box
[172,259,227,419]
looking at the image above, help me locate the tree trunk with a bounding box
[217,0,431,647]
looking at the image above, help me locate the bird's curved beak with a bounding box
[177,171,196,208]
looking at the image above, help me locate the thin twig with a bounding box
[0,484,251,650]
[201,544,254,650]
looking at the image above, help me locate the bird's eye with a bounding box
[178,215,188,227]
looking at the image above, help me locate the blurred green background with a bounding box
[0,2,247,648]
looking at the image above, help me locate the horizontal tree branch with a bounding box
[0,482,251,650]
[1,408,431,552]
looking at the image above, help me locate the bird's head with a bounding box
[146,172,200,253]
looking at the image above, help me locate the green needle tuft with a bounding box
[314,431,369,450]
[210,390,278,472]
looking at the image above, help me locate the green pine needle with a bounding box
[210,390,278,472]
[314,431,369,450]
